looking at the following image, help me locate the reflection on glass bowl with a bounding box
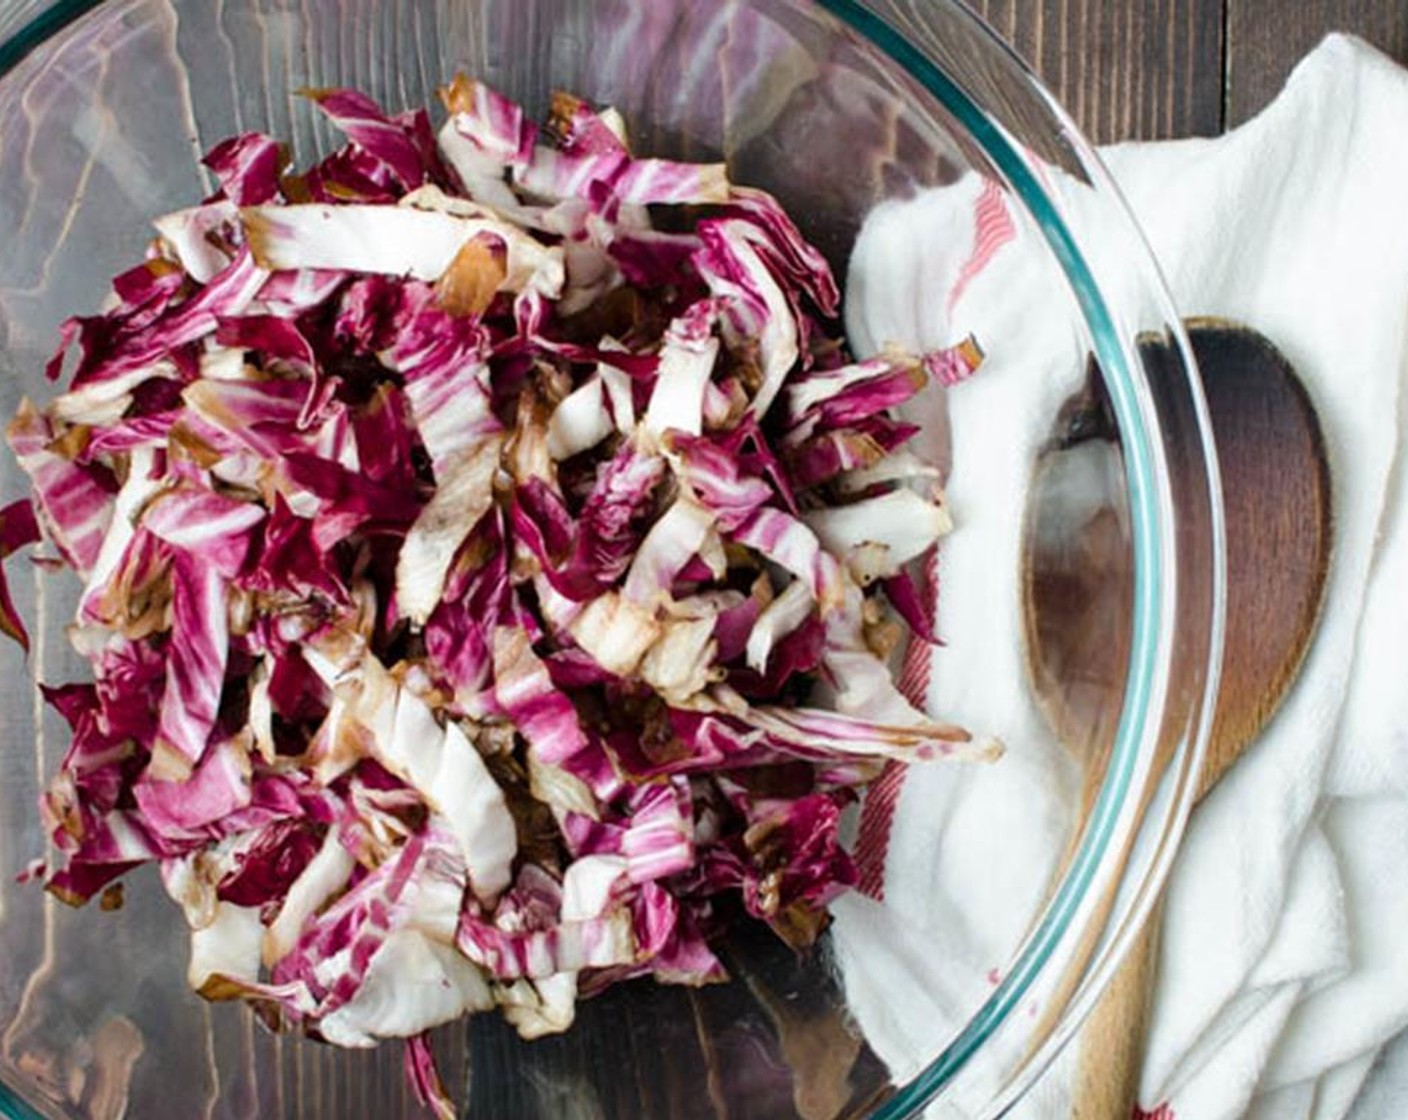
[0,2,1222,1118]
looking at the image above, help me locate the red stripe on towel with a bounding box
[946,177,1016,315]
[854,550,939,900]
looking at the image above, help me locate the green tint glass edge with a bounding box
[0,1081,46,1120]
[1,6,114,1119]
[0,0,99,76]
[814,2,1164,1117]
[0,2,1163,1119]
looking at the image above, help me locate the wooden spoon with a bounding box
[1021,319,1332,1120]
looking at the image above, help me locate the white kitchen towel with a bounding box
[831,32,1408,1120]
[1350,1027,1408,1119]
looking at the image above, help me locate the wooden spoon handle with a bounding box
[1071,898,1165,1120]
[1050,321,1331,1120]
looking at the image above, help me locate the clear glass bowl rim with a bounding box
[820,4,1225,1117]
[0,2,1228,1118]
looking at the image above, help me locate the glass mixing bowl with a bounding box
[0,1,1225,1117]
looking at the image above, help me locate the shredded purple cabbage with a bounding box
[0,77,994,1107]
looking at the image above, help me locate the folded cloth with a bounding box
[831,32,1408,1120]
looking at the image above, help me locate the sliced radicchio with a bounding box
[2,76,993,1111]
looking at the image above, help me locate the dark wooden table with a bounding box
[973,0,1408,142]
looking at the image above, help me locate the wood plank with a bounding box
[1227,1,1408,125]
[971,0,1225,142]
[464,916,893,1120]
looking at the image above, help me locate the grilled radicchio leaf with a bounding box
[4,76,994,1108]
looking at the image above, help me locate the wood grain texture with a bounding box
[1186,320,1332,792]
[997,0,1408,142]
[462,917,892,1120]
[1048,323,1332,1120]
[969,0,1225,141]
[1070,913,1159,1120]
[1226,0,1408,124]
